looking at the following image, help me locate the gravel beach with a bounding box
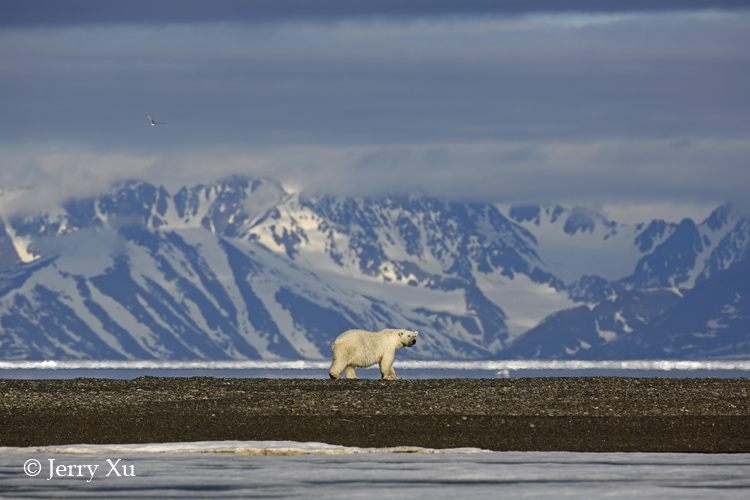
[2,377,749,452]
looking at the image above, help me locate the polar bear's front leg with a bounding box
[379,353,400,380]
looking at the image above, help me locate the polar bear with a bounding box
[329,328,418,380]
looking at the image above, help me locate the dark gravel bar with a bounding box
[2,377,749,452]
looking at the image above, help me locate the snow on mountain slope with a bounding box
[623,204,745,291]
[695,207,750,284]
[593,257,750,360]
[502,289,683,360]
[246,194,575,340]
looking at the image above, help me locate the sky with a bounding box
[1,0,749,222]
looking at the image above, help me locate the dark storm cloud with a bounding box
[3,14,747,149]
[3,0,749,27]
[1,3,749,218]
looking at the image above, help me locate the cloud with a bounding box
[3,1,747,27]
[0,144,160,214]
[1,8,749,220]
[3,13,748,147]
[5,136,749,217]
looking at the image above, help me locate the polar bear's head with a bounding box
[398,329,418,347]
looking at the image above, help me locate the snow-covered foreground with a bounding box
[1,441,748,499]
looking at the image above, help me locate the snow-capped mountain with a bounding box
[505,256,750,360]
[0,176,749,361]
[501,202,750,360]
[0,178,526,360]
[613,257,750,359]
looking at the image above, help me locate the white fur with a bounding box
[329,328,418,380]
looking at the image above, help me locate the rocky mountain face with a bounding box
[0,176,748,360]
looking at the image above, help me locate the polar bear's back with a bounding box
[332,329,395,352]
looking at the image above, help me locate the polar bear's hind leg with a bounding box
[329,356,346,379]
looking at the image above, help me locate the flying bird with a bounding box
[146,114,165,126]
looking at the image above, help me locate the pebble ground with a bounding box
[2,377,749,452]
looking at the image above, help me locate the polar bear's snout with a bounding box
[404,330,418,347]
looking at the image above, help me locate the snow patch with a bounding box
[614,310,633,333]
[595,320,617,342]
[2,218,39,263]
